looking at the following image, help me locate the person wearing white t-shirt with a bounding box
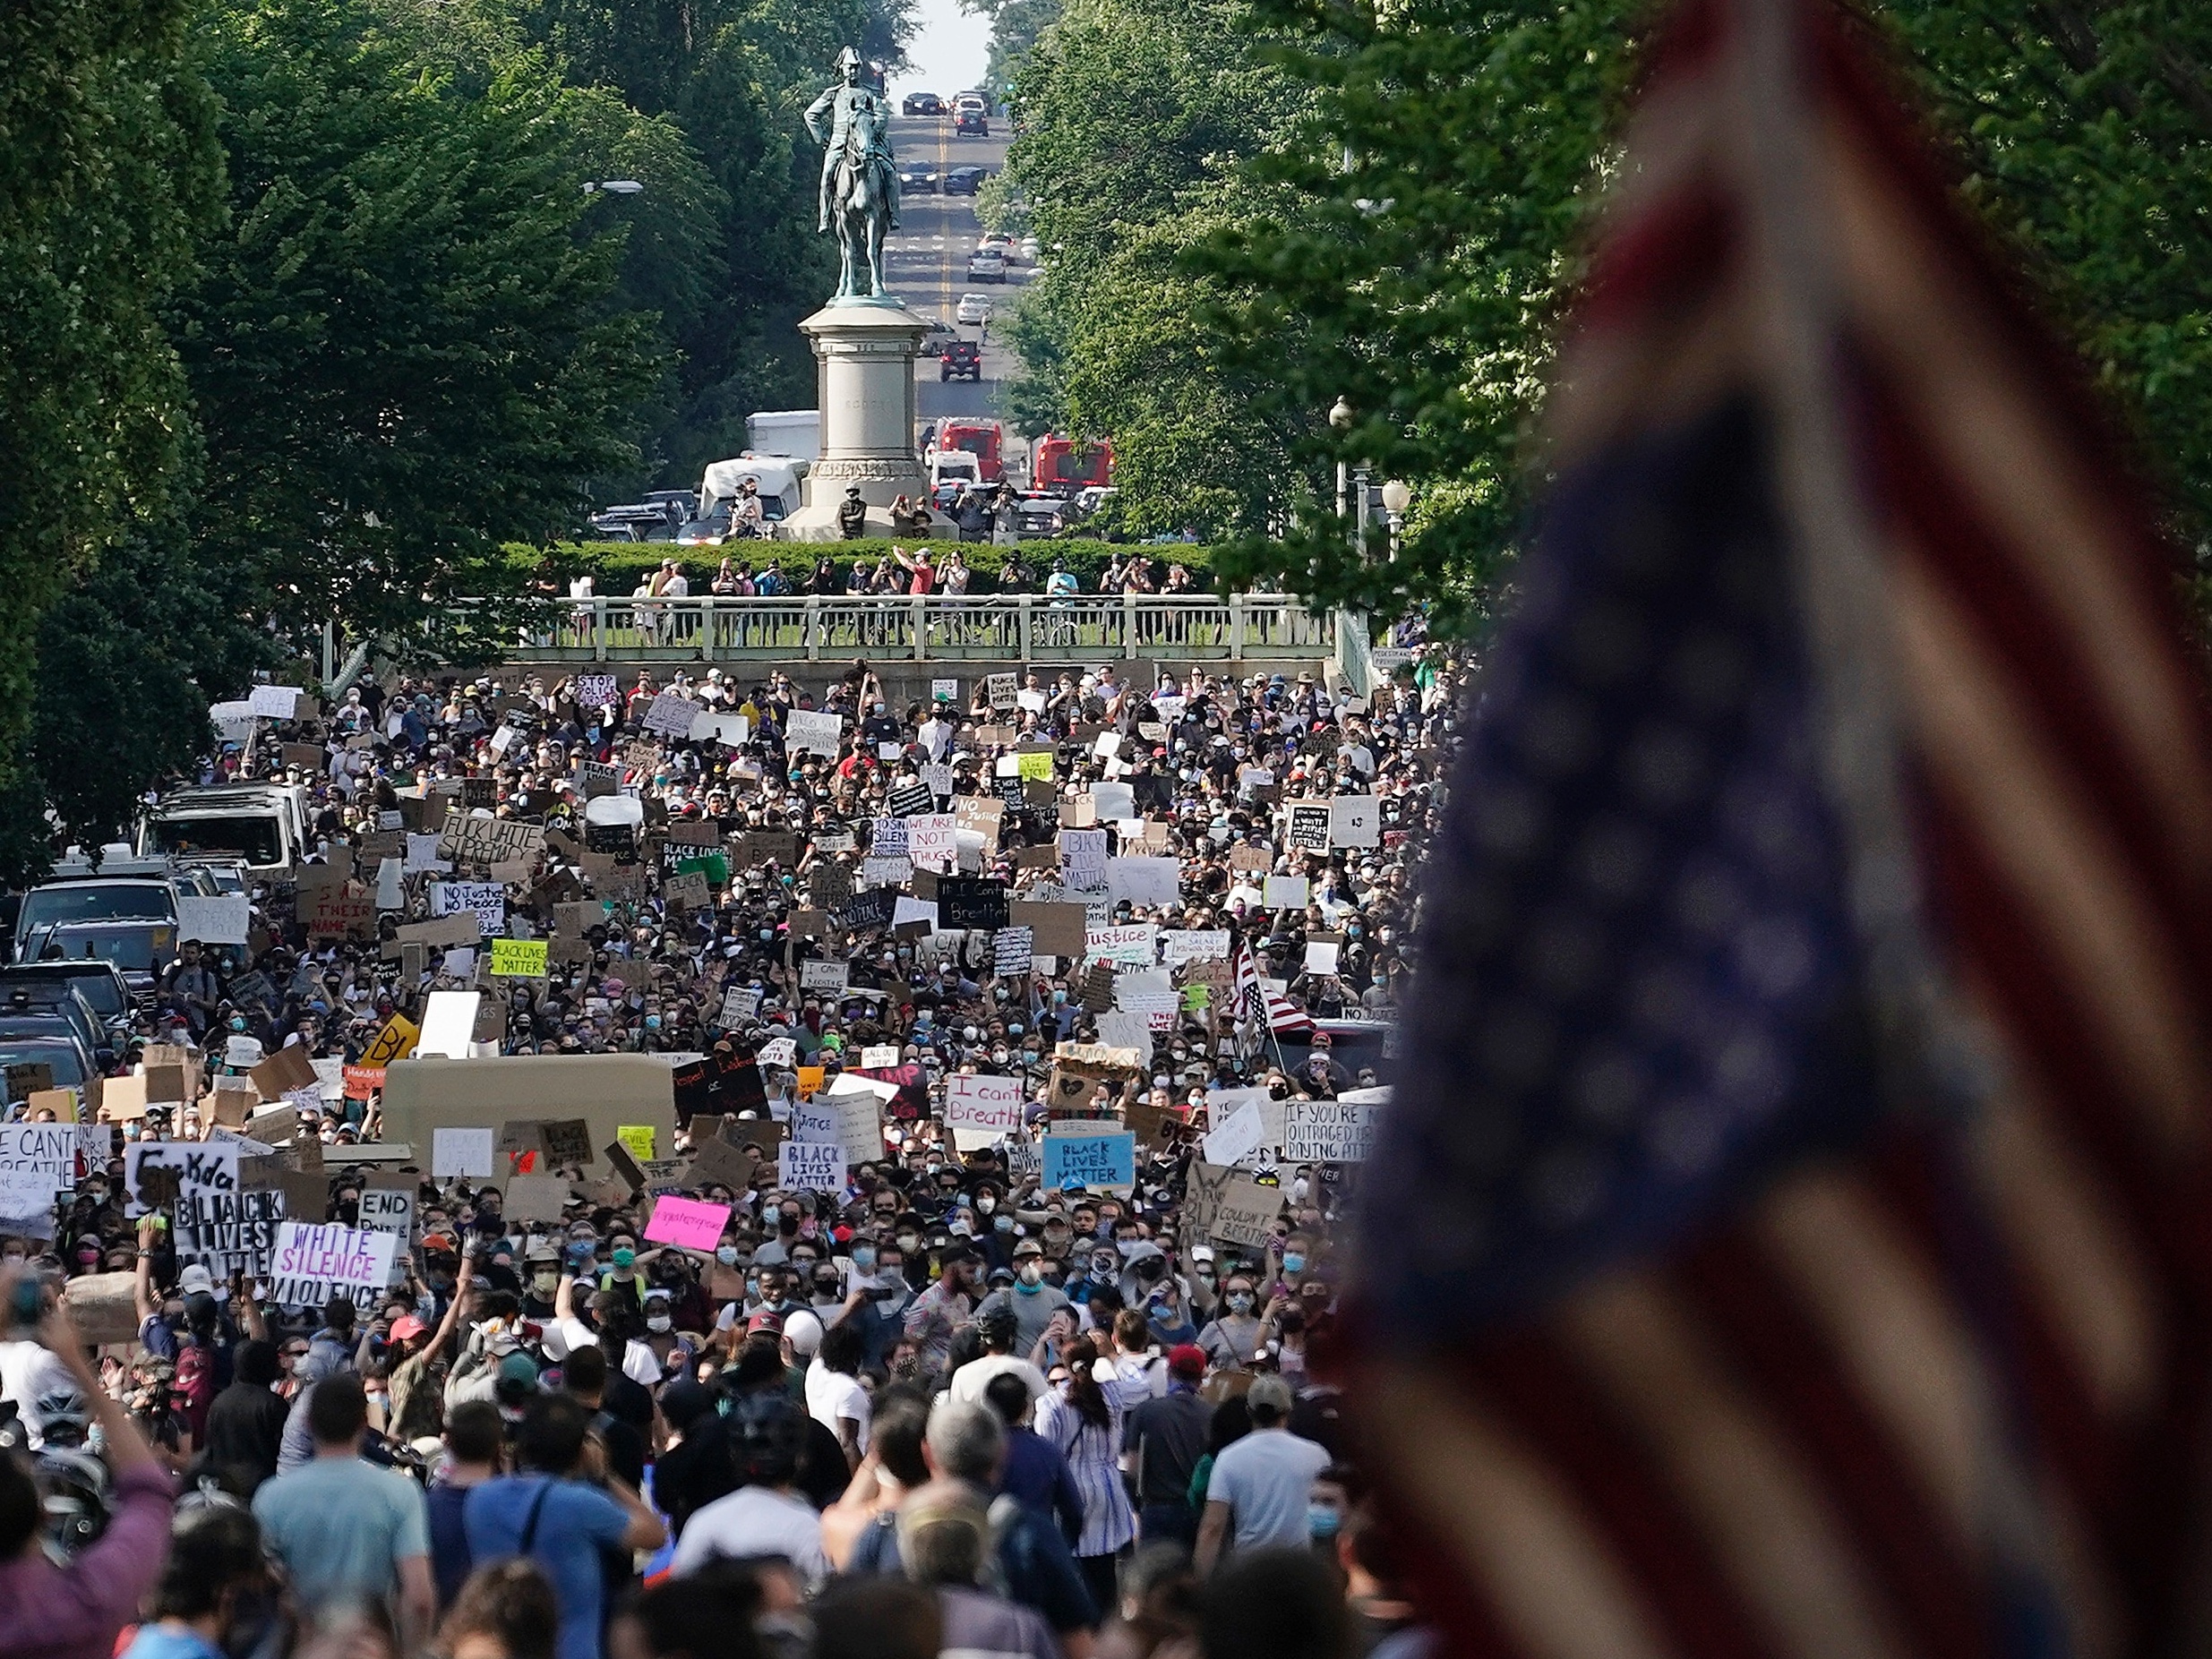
[672,1394,828,1589]
[805,1321,872,1470]
[1195,1374,1330,1573]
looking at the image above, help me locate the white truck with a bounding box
[744,410,822,461]
[698,455,810,526]
[928,450,982,491]
[136,782,313,879]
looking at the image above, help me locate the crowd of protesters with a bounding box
[0,634,1461,1659]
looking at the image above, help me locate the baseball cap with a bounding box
[1246,1373,1295,1416]
[176,1264,216,1296]
[746,1310,785,1335]
[389,1315,427,1342]
[1167,1343,1206,1381]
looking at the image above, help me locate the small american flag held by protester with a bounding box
[1352,1,2212,1655]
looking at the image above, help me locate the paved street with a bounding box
[884,113,1025,466]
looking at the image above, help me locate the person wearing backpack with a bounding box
[464,1391,664,1659]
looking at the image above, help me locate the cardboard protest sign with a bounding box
[267,1221,399,1301]
[438,810,545,870]
[1229,843,1273,874]
[779,1141,846,1193]
[60,1272,141,1347]
[502,1174,570,1222]
[1009,902,1087,957]
[356,1176,415,1238]
[664,871,713,912]
[985,672,1019,709]
[1206,1172,1282,1249]
[1042,1132,1136,1191]
[944,1074,1025,1137]
[250,1044,318,1106]
[538,1118,593,1167]
[954,795,1006,843]
[1281,1096,1385,1163]
[489,938,550,978]
[686,1137,759,1193]
[644,1195,732,1252]
[386,915,478,955]
[604,1137,648,1193]
[304,882,375,940]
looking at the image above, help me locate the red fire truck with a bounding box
[933,418,1005,483]
[1031,433,1114,495]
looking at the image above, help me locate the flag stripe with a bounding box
[1558,1271,1915,1659]
[1818,83,2212,872]
[1363,1363,1682,1659]
[1483,1330,1775,1659]
[1890,560,2211,1152]
[1676,1213,1989,1659]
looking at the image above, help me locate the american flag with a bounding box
[1235,936,1318,1039]
[1352,3,2212,1656]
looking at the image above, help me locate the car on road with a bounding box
[902,91,945,115]
[677,504,734,545]
[1015,492,1074,537]
[966,249,1007,283]
[955,293,992,324]
[955,110,989,137]
[0,961,137,1030]
[941,166,988,194]
[898,165,939,193]
[940,340,983,381]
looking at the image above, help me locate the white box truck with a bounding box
[745,410,821,461]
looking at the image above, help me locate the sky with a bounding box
[887,0,994,98]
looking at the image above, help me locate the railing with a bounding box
[500,594,1335,663]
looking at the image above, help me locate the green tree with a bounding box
[174,0,669,648]
[0,0,225,803]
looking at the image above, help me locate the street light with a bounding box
[1328,398,1354,519]
[1381,479,1412,554]
[582,179,646,195]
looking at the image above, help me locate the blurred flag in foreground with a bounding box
[1354,1,2212,1655]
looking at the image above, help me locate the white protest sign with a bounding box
[792,1098,838,1144]
[1058,830,1108,891]
[433,1126,495,1178]
[1305,939,1341,975]
[249,684,304,720]
[405,834,450,874]
[417,991,481,1060]
[801,961,849,993]
[356,1184,414,1238]
[124,1142,281,1280]
[1162,929,1230,965]
[1084,924,1158,966]
[943,1074,1025,1136]
[176,896,251,946]
[432,882,506,938]
[1093,1009,1153,1054]
[1282,1096,1385,1163]
[1091,782,1136,820]
[1262,874,1310,911]
[690,711,750,745]
[758,1037,798,1070]
[266,1220,399,1303]
[825,1082,885,1159]
[786,708,845,757]
[1203,1097,1269,1167]
[209,700,257,743]
[0,1125,81,1219]
[1105,856,1179,909]
[1327,795,1381,848]
[779,1142,847,1193]
[905,814,957,873]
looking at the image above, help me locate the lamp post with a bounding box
[1380,479,1412,556]
[1328,396,1354,521]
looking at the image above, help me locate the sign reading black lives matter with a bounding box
[124,1142,281,1279]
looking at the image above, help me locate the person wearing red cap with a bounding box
[1121,1343,1213,1547]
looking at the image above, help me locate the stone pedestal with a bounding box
[779,297,954,541]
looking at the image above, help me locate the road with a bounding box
[884,113,1026,468]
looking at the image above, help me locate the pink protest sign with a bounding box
[643,1194,733,1253]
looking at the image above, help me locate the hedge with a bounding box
[510,539,1227,596]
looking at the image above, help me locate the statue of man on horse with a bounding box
[803,47,902,301]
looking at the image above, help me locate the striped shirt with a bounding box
[1034,1387,1135,1558]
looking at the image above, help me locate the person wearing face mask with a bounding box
[520,1242,564,1320]
[834,1240,910,1368]
[973,1239,1070,1358]
[1196,1272,1265,1370]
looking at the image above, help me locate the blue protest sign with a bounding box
[1042,1132,1136,1192]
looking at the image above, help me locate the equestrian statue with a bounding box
[804,47,901,301]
